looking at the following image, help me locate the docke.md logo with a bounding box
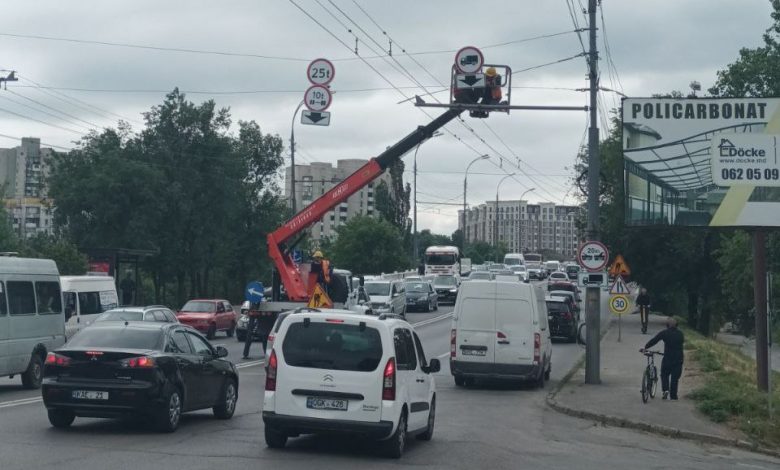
[718,138,766,158]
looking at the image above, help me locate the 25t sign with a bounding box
[307,58,335,86]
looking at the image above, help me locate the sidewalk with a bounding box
[550,312,745,443]
[716,332,780,372]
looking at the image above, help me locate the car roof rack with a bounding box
[292,307,322,314]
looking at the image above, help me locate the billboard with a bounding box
[622,97,780,227]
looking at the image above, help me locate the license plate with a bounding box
[306,397,348,411]
[462,349,486,356]
[72,390,109,400]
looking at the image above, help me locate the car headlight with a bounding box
[449,289,458,293]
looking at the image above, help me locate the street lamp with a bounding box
[494,174,516,247]
[413,131,443,262]
[462,154,490,252]
[518,187,536,252]
[289,100,305,214]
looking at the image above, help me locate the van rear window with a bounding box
[282,322,382,372]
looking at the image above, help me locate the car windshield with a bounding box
[282,321,382,372]
[180,301,216,312]
[546,301,569,313]
[96,310,144,322]
[469,272,491,280]
[434,275,458,286]
[425,253,457,265]
[512,266,527,272]
[405,282,428,293]
[364,282,391,296]
[68,327,163,350]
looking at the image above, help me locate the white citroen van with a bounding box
[0,256,65,389]
[450,280,551,387]
[61,275,119,338]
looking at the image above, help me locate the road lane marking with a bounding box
[437,352,450,359]
[0,396,42,409]
[236,359,265,369]
[411,312,454,328]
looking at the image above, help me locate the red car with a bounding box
[176,299,237,339]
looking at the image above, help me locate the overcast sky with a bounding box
[0,0,772,234]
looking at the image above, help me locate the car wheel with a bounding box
[535,367,546,389]
[544,364,551,381]
[454,375,465,387]
[380,410,407,458]
[206,324,217,340]
[213,379,237,419]
[47,409,75,428]
[155,388,182,433]
[236,331,246,342]
[265,425,288,449]
[226,323,235,338]
[417,398,435,441]
[21,353,44,389]
[425,300,431,313]
[434,300,438,311]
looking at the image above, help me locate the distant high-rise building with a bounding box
[0,137,56,237]
[459,200,582,258]
[285,159,392,242]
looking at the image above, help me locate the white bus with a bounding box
[424,246,460,276]
[503,253,525,266]
[524,253,543,268]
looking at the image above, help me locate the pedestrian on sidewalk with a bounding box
[642,317,685,400]
[636,287,651,334]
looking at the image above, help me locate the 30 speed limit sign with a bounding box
[609,295,630,315]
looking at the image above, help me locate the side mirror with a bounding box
[428,358,441,373]
[392,292,399,298]
[215,346,229,358]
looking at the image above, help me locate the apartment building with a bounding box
[0,137,56,236]
[284,159,392,241]
[460,200,582,258]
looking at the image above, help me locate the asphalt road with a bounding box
[1,288,778,469]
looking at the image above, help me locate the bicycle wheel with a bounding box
[648,366,658,398]
[641,372,649,403]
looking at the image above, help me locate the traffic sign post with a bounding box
[304,85,332,112]
[578,240,609,384]
[455,46,484,74]
[610,294,631,342]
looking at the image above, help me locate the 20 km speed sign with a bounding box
[609,295,630,315]
[307,58,335,86]
[304,85,332,112]
[578,240,610,272]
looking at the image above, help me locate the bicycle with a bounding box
[639,350,663,403]
[639,305,650,334]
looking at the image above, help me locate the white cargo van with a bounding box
[61,275,119,338]
[0,257,65,389]
[450,280,551,387]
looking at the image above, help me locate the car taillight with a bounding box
[121,356,156,368]
[533,333,541,364]
[450,329,457,358]
[382,358,396,401]
[265,350,278,391]
[267,333,275,343]
[561,311,572,320]
[45,352,71,367]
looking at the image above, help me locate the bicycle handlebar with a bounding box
[639,349,663,356]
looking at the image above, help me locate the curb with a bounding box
[546,328,780,459]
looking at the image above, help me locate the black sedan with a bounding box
[404,281,439,312]
[42,322,239,432]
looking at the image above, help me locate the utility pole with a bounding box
[585,0,602,385]
[289,101,304,214]
[413,144,420,263]
[753,230,769,392]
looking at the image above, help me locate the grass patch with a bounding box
[680,322,780,447]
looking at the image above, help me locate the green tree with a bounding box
[330,216,407,275]
[19,234,88,275]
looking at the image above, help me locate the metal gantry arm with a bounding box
[268,108,464,302]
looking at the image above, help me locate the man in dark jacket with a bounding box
[642,317,685,400]
[636,287,651,333]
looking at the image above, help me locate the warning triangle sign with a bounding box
[609,254,631,277]
[308,284,334,308]
[609,275,630,295]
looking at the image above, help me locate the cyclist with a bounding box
[636,287,651,334]
[641,317,685,400]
